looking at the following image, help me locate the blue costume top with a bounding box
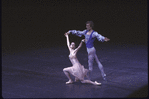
[68,30,105,48]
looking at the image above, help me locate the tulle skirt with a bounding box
[71,63,88,81]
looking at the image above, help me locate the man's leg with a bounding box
[88,54,94,71]
[95,54,106,80]
[87,47,96,80]
[87,54,94,80]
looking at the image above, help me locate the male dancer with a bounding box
[66,21,110,80]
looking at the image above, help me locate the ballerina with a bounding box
[63,33,101,86]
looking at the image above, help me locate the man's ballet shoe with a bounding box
[102,74,107,81]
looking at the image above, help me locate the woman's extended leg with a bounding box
[81,80,101,86]
[63,67,74,84]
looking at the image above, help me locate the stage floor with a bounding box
[2,43,148,98]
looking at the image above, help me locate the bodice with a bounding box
[69,54,79,65]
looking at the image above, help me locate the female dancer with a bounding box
[63,33,101,86]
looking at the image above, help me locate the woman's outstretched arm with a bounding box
[64,33,71,51]
[74,39,85,53]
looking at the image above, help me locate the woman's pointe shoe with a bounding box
[94,81,101,86]
[66,80,73,84]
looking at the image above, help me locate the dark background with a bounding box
[2,0,147,53]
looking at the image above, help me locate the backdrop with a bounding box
[2,0,147,53]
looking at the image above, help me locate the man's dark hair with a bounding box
[86,21,94,28]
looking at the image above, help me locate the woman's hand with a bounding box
[64,32,69,37]
[81,39,86,42]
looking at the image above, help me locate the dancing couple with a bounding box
[63,21,110,86]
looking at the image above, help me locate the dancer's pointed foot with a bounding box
[66,80,73,84]
[94,81,101,86]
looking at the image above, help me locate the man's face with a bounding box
[86,23,92,30]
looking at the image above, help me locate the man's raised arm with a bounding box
[67,30,86,37]
[94,32,110,42]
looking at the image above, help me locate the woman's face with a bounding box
[70,42,75,49]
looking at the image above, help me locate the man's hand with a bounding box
[104,37,110,42]
[67,31,70,34]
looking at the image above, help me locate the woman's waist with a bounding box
[70,58,79,62]
[69,56,78,60]
[72,62,81,67]
[70,59,80,65]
